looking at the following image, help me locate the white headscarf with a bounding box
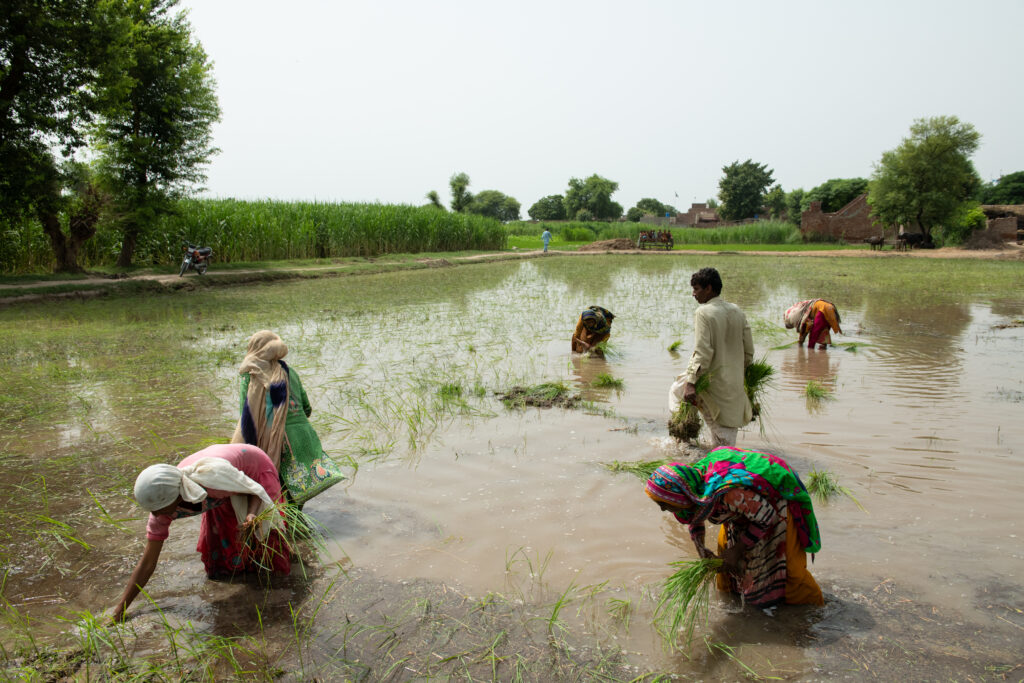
[134,457,280,535]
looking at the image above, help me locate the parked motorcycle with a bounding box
[179,242,212,276]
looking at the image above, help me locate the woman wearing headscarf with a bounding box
[231,331,344,506]
[645,446,824,607]
[784,299,842,350]
[571,306,615,354]
[113,443,289,620]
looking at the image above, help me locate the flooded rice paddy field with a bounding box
[1,254,1022,680]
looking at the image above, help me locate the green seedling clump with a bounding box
[655,557,724,648]
[498,382,580,409]
[805,469,866,511]
[593,373,624,389]
[601,459,667,480]
[668,374,710,442]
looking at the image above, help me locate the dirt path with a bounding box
[3,244,1020,301]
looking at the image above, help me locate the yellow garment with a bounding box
[571,316,609,352]
[714,515,824,605]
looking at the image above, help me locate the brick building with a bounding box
[800,194,883,241]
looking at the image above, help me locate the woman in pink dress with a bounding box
[112,443,290,621]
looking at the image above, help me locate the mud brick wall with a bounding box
[987,216,1018,240]
[800,194,882,241]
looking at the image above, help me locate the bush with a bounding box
[936,204,987,246]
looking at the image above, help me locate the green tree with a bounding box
[979,171,1024,205]
[528,194,566,220]
[94,0,220,267]
[717,159,775,220]
[803,177,868,213]
[785,188,805,226]
[868,116,981,241]
[0,0,119,271]
[763,185,787,219]
[466,189,520,222]
[563,174,622,220]
[425,190,446,210]
[449,172,473,213]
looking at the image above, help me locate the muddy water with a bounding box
[2,254,1023,677]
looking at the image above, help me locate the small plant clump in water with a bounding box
[805,469,865,511]
[668,340,683,352]
[804,380,832,401]
[498,382,581,409]
[593,373,624,389]
[601,459,666,480]
[655,558,724,648]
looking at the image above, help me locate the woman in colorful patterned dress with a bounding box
[232,331,344,506]
[113,443,290,620]
[645,446,824,607]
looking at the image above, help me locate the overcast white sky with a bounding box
[180,0,1024,213]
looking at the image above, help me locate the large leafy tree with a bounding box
[563,174,622,220]
[763,185,787,219]
[528,194,566,221]
[979,171,1024,205]
[717,159,775,220]
[94,0,220,268]
[868,116,981,240]
[803,177,868,213]
[466,189,520,222]
[784,188,805,225]
[0,0,118,271]
[449,172,472,213]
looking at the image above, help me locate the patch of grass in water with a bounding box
[805,469,865,511]
[592,373,624,389]
[667,340,682,352]
[804,380,833,401]
[498,381,580,409]
[601,459,666,480]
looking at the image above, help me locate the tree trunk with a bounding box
[117,225,138,268]
[38,210,85,273]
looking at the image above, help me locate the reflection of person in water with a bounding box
[571,306,615,354]
[645,447,824,607]
[785,299,842,350]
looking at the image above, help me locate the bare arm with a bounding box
[113,538,163,621]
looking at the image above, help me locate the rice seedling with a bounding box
[606,597,632,629]
[667,340,683,352]
[744,358,775,417]
[804,380,832,401]
[667,373,710,442]
[592,372,624,389]
[244,503,331,578]
[499,381,580,409]
[600,459,666,480]
[654,558,723,648]
[703,637,765,680]
[805,469,866,511]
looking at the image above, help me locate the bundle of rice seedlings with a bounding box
[601,458,666,480]
[667,340,683,352]
[744,358,775,417]
[498,382,580,409]
[654,557,723,648]
[667,374,710,442]
[244,503,329,578]
[806,469,866,511]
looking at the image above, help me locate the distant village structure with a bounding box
[800,194,879,240]
[633,194,1022,244]
[639,202,721,227]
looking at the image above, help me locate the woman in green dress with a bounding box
[231,330,344,505]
